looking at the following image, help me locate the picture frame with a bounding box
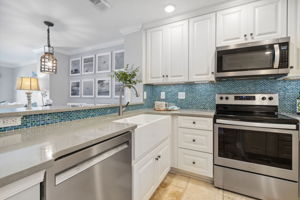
[96,52,111,73]
[113,50,125,71]
[96,78,111,98]
[82,55,95,75]
[82,79,95,98]
[113,79,124,98]
[70,58,81,76]
[70,80,81,97]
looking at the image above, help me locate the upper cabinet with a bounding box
[145,15,215,84]
[146,26,165,83]
[216,5,248,46]
[146,21,188,84]
[189,14,216,82]
[164,21,189,83]
[217,0,287,46]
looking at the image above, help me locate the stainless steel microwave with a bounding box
[215,37,290,79]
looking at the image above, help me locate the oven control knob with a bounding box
[225,96,229,100]
[268,97,274,101]
[261,96,266,101]
[220,96,223,100]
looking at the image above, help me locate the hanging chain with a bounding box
[47,26,51,47]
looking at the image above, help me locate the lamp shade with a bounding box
[16,77,40,91]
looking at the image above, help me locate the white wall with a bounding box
[49,52,70,106]
[124,31,144,103]
[0,66,14,102]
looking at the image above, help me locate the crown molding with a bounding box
[0,59,37,68]
[120,25,142,36]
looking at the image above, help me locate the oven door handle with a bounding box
[273,44,280,69]
[216,119,297,130]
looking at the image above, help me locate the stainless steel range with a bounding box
[214,94,299,200]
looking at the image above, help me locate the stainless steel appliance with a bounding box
[214,94,299,200]
[45,132,132,200]
[216,37,290,79]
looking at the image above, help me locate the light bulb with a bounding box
[164,5,175,13]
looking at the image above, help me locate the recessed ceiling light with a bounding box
[164,4,176,13]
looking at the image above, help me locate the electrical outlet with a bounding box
[0,116,22,128]
[144,91,147,99]
[160,92,165,99]
[178,92,186,99]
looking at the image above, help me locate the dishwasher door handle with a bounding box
[55,143,129,185]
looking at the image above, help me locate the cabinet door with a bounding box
[156,141,171,184]
[189,14,216,82]
[165,20,189,82]
[216,5,248,46]
[133,156,157,200]
[146,26,165,83]
[249,0,287,41]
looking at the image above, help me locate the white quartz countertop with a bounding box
[0,109,214,187]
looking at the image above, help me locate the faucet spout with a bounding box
[118,84,139,116]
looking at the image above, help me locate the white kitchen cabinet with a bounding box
[0,171,44,200]
[175,116,213,179]
[133,139,170,200]
[164,20,189,82]
[145,20,188,84]
[249,0,287,41]
[217,0,287,46]
[146,26,165,83]
[189,14,216,82]
[133,153,157,200]
[216,5,248,46]
[285,0,300,79]
[178,128,213,153]
[156,142,171,183]
[178,148,213,178]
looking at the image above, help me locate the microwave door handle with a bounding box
[273,44,280,69]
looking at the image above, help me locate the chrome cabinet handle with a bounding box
[250,33,254,39]
[244,34,247,39]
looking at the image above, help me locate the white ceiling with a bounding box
[0,0,230,67]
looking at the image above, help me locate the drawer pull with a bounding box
[192,161,196,165]
[192,139,196,142]
[192,121,196,124]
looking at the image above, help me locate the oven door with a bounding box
[215,39,289,78]
[214,123,298,181]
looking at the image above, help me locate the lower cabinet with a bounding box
[133,139,170,200]
[175,116,214,179]
[178,148,213,178]
[0,170,45,200]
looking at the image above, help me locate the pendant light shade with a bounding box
[40,21,57,74]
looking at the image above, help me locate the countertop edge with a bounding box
[0,102,144,117]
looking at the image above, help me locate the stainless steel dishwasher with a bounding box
[45,132,132,200]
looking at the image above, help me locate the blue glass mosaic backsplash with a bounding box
[0,79,299,133]
[147,79,300,114]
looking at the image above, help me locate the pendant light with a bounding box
[40,21,57,74]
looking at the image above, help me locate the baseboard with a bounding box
[170,167,213,184]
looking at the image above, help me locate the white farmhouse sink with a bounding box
[114,114,171,162]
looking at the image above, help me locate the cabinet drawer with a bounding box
[178,116,213,130]
[178,128,213,153]
[178,148,213,178]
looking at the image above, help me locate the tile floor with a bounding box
[150,173,255,200]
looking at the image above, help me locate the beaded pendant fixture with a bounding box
[40,21,57,74]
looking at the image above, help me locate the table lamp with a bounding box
[16,77,40,109]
